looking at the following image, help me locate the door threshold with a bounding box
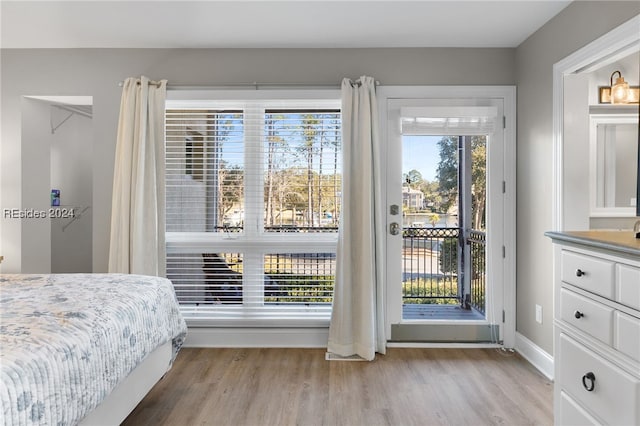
[390,323,500,343]
[387,342,505,349]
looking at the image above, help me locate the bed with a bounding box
[0,273,187,425]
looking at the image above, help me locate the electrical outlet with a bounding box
[631,198,637,207]
[535,304,543,324]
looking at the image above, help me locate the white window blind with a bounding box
[166,109,244,232]
[165,98,341,326]
[400,106,498,136]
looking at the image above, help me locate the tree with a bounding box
[421,180,442,212]
[470,136,487,230]
[404,169,423,186]
[435,135,486,230]
[436,136,459,215]
[300,114,320,226]
[428,213,440,227]
[265,117,278,226]
[218,163,243,223]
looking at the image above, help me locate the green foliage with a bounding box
[402,278,458,305]
[435,135,487,229]
[264,274,334,304]
[404,169,423,186]
[439,237,459,274]
[436,136,459,214]
[427,213,440,227]
[218,164,244,219]
[470,136,487,230]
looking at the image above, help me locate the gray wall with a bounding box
[50,105,93,273]
[1,47,515,274]
[563,73,591,231]
[515,1,640,355]
[16,99,94,273]
[20,98,52,273]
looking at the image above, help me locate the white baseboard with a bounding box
[184,327,555,381]
[184,327,329,348]
[514,332,554,380]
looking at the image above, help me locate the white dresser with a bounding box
[546,231,640,426]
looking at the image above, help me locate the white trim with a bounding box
[588,114,639,218]
[183,327,330,348]
[502,87,517,349]
[387,342,503,349]
[515,331,554,380]
[552,14,640,232]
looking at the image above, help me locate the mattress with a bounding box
[0,273,187,425]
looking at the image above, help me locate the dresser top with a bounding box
[545,230,640,257]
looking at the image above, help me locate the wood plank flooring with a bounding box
[122,347,553,426]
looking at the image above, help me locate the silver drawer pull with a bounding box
[582,372,596,392]
[574,310,584,319]
[576,269,586,277]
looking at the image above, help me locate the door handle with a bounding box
[389,222,400,235]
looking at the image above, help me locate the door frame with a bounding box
[551,15,640,232]
[377,86,516,348]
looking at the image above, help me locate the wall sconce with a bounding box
[599,70,639,104]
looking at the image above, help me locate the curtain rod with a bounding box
[117,80,380,90]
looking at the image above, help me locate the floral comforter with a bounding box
[0,274,187,425]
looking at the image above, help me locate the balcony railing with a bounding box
[173,226,486,314]
[402,227,460,304]
[468,230,487,315]
[402,227,486,315]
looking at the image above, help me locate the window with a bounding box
[165,95,341,326]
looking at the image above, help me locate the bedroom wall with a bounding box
[514,1,640,355]
[563,73,591,231]
[0,47,515,274]
[20,98,52,273]
[16,99,93,273]
[49,106,93,273]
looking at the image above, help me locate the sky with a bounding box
[402,135,443,182]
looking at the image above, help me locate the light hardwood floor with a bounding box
[122,347,553,426]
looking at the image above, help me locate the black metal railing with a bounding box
[204,225,339,233]
[401,227,486,315]
[402,227,460,304]
[468,230,486,315]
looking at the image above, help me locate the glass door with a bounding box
[385,99,506,343]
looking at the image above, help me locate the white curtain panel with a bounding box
[328,76,386,361]
[108,76,167,276]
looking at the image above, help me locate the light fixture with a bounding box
[610,71,630,104]
[599,70,639,104]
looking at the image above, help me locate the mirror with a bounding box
[590,113,639,216]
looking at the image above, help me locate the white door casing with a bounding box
[377,86,516,347]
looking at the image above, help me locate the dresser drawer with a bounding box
[558,391,600,426]
[616,264,640,310]
[558,333,640,425]
[615,311,640,362]
[560,288,613,345]
[561,251,615,298]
